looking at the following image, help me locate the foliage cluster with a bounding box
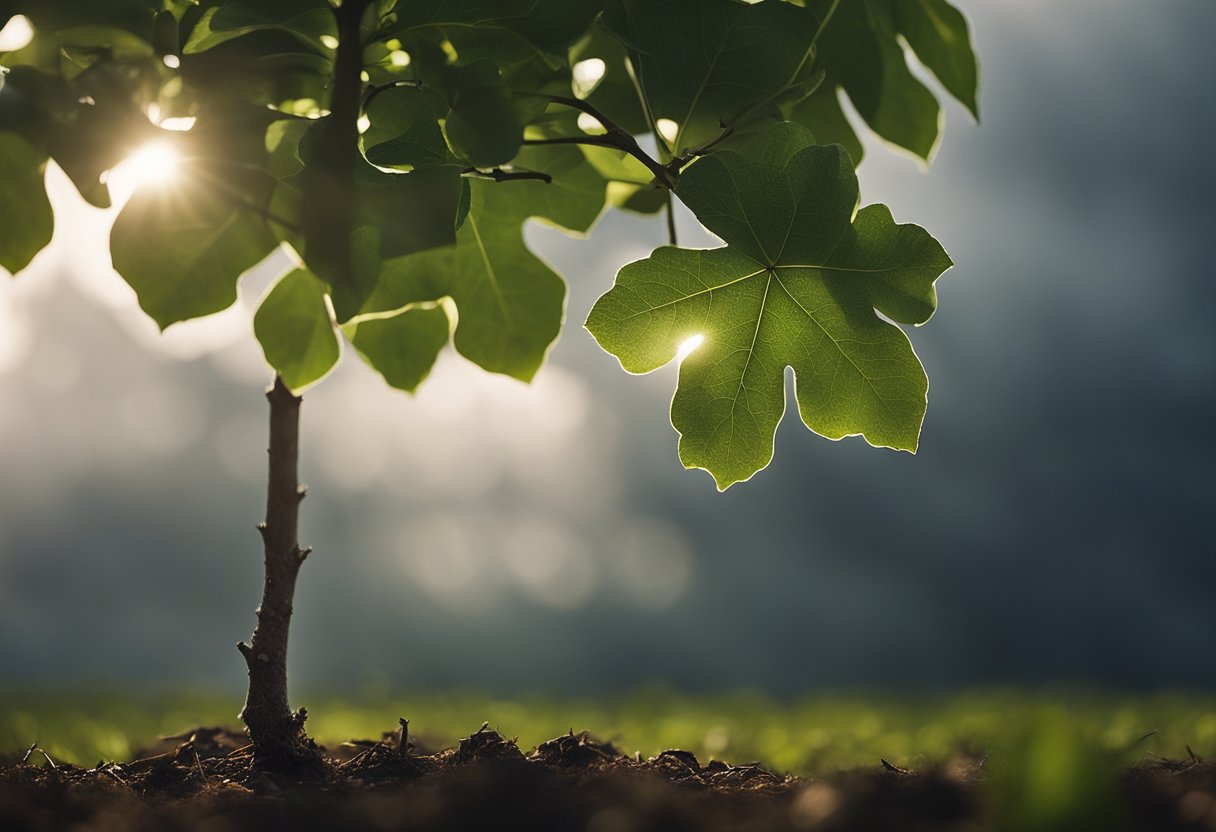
[0,0,977,486]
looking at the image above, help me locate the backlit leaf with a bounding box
[254,268,340,392]
[345,304,450,393]
[601,0,820,155]
[111,178,279,329]
[586,122,951,488]
[804,0,978,160]
[0,132,53,275]
[184,0,337,55]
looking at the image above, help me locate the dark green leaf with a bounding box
[442,60,523,167]
[586,122,951,488]
[388,0,601,57]
[16,0,158,38]
[153,10,179,57]
[0,132,53,275]
[783,85,864,166]
[361,145,606,381]
[362,85,446,170]
[111,176,279,329]
[601,0,820,155]
[569,27,649,135]
[806,0,979,160]
[268,118,463,320]
[345,304,450,392]
[253,267,340,392]
[890,0,979,119]
[184,0,336,55]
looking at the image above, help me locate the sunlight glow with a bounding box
[159,116,196,132]
[389,49,410,67]
[123,142,180,188]
[357,114,371,134]
[162,54,180,69]
[577,112,606,134]
[0,15,34,52]
[572,58,606,98]
[676,334,704,363]
[656,118,680,146]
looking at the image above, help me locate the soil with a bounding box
[0,724,1212,831]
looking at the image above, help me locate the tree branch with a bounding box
[463,166,552,184]
[539,94,674,188]
[363,78,426,110]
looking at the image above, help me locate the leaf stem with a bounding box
[809,0,844,53]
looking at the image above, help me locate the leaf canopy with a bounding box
[586,122,951,488]
[0,0,977,488]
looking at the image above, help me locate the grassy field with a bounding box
[2,688,1214,775]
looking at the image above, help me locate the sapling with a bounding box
[0,0,978,767]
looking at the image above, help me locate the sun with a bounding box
[124,141,180,187]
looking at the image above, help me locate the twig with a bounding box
[881,758,911,775]
[193,748,207,783]
[539,94,673,188]
[664,190,677,245]
[462,166,552,184]
[20,741,38,765]
[398,718,409,756]
[363,78,426,109]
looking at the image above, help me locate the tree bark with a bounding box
[238,375,319,769]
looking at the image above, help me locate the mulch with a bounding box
[1,724,1212,831]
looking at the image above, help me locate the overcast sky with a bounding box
[1,0,1214,696]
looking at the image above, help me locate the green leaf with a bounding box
[569,27,650,135]
[442,60,523,167]
[111,179,279,329]
[805,0,979,160]
[585,122,951,488]
[601,0,820,155]
[254,268,341,392]
[783,85,864,166]
[361,145,606,381]
[890,0,979,119]
[388,0,601,58]
[268,118,463,320]
[0,133,53,275]
[184,1,337,55]
[345,304,450,392]
[362,85,447,170]
[17,1,159,37]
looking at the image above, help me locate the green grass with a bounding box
[2,688,1214,775]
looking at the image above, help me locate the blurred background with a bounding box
[1,0,1214,703]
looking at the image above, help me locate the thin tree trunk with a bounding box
[238,375,319,768]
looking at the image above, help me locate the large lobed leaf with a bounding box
[358,145,606,382]
[601,0,820,156]
[111,175,279,330]
[793,0,979,162]
[586,122,951,488]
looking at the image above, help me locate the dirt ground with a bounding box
[1,724,1212,831]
